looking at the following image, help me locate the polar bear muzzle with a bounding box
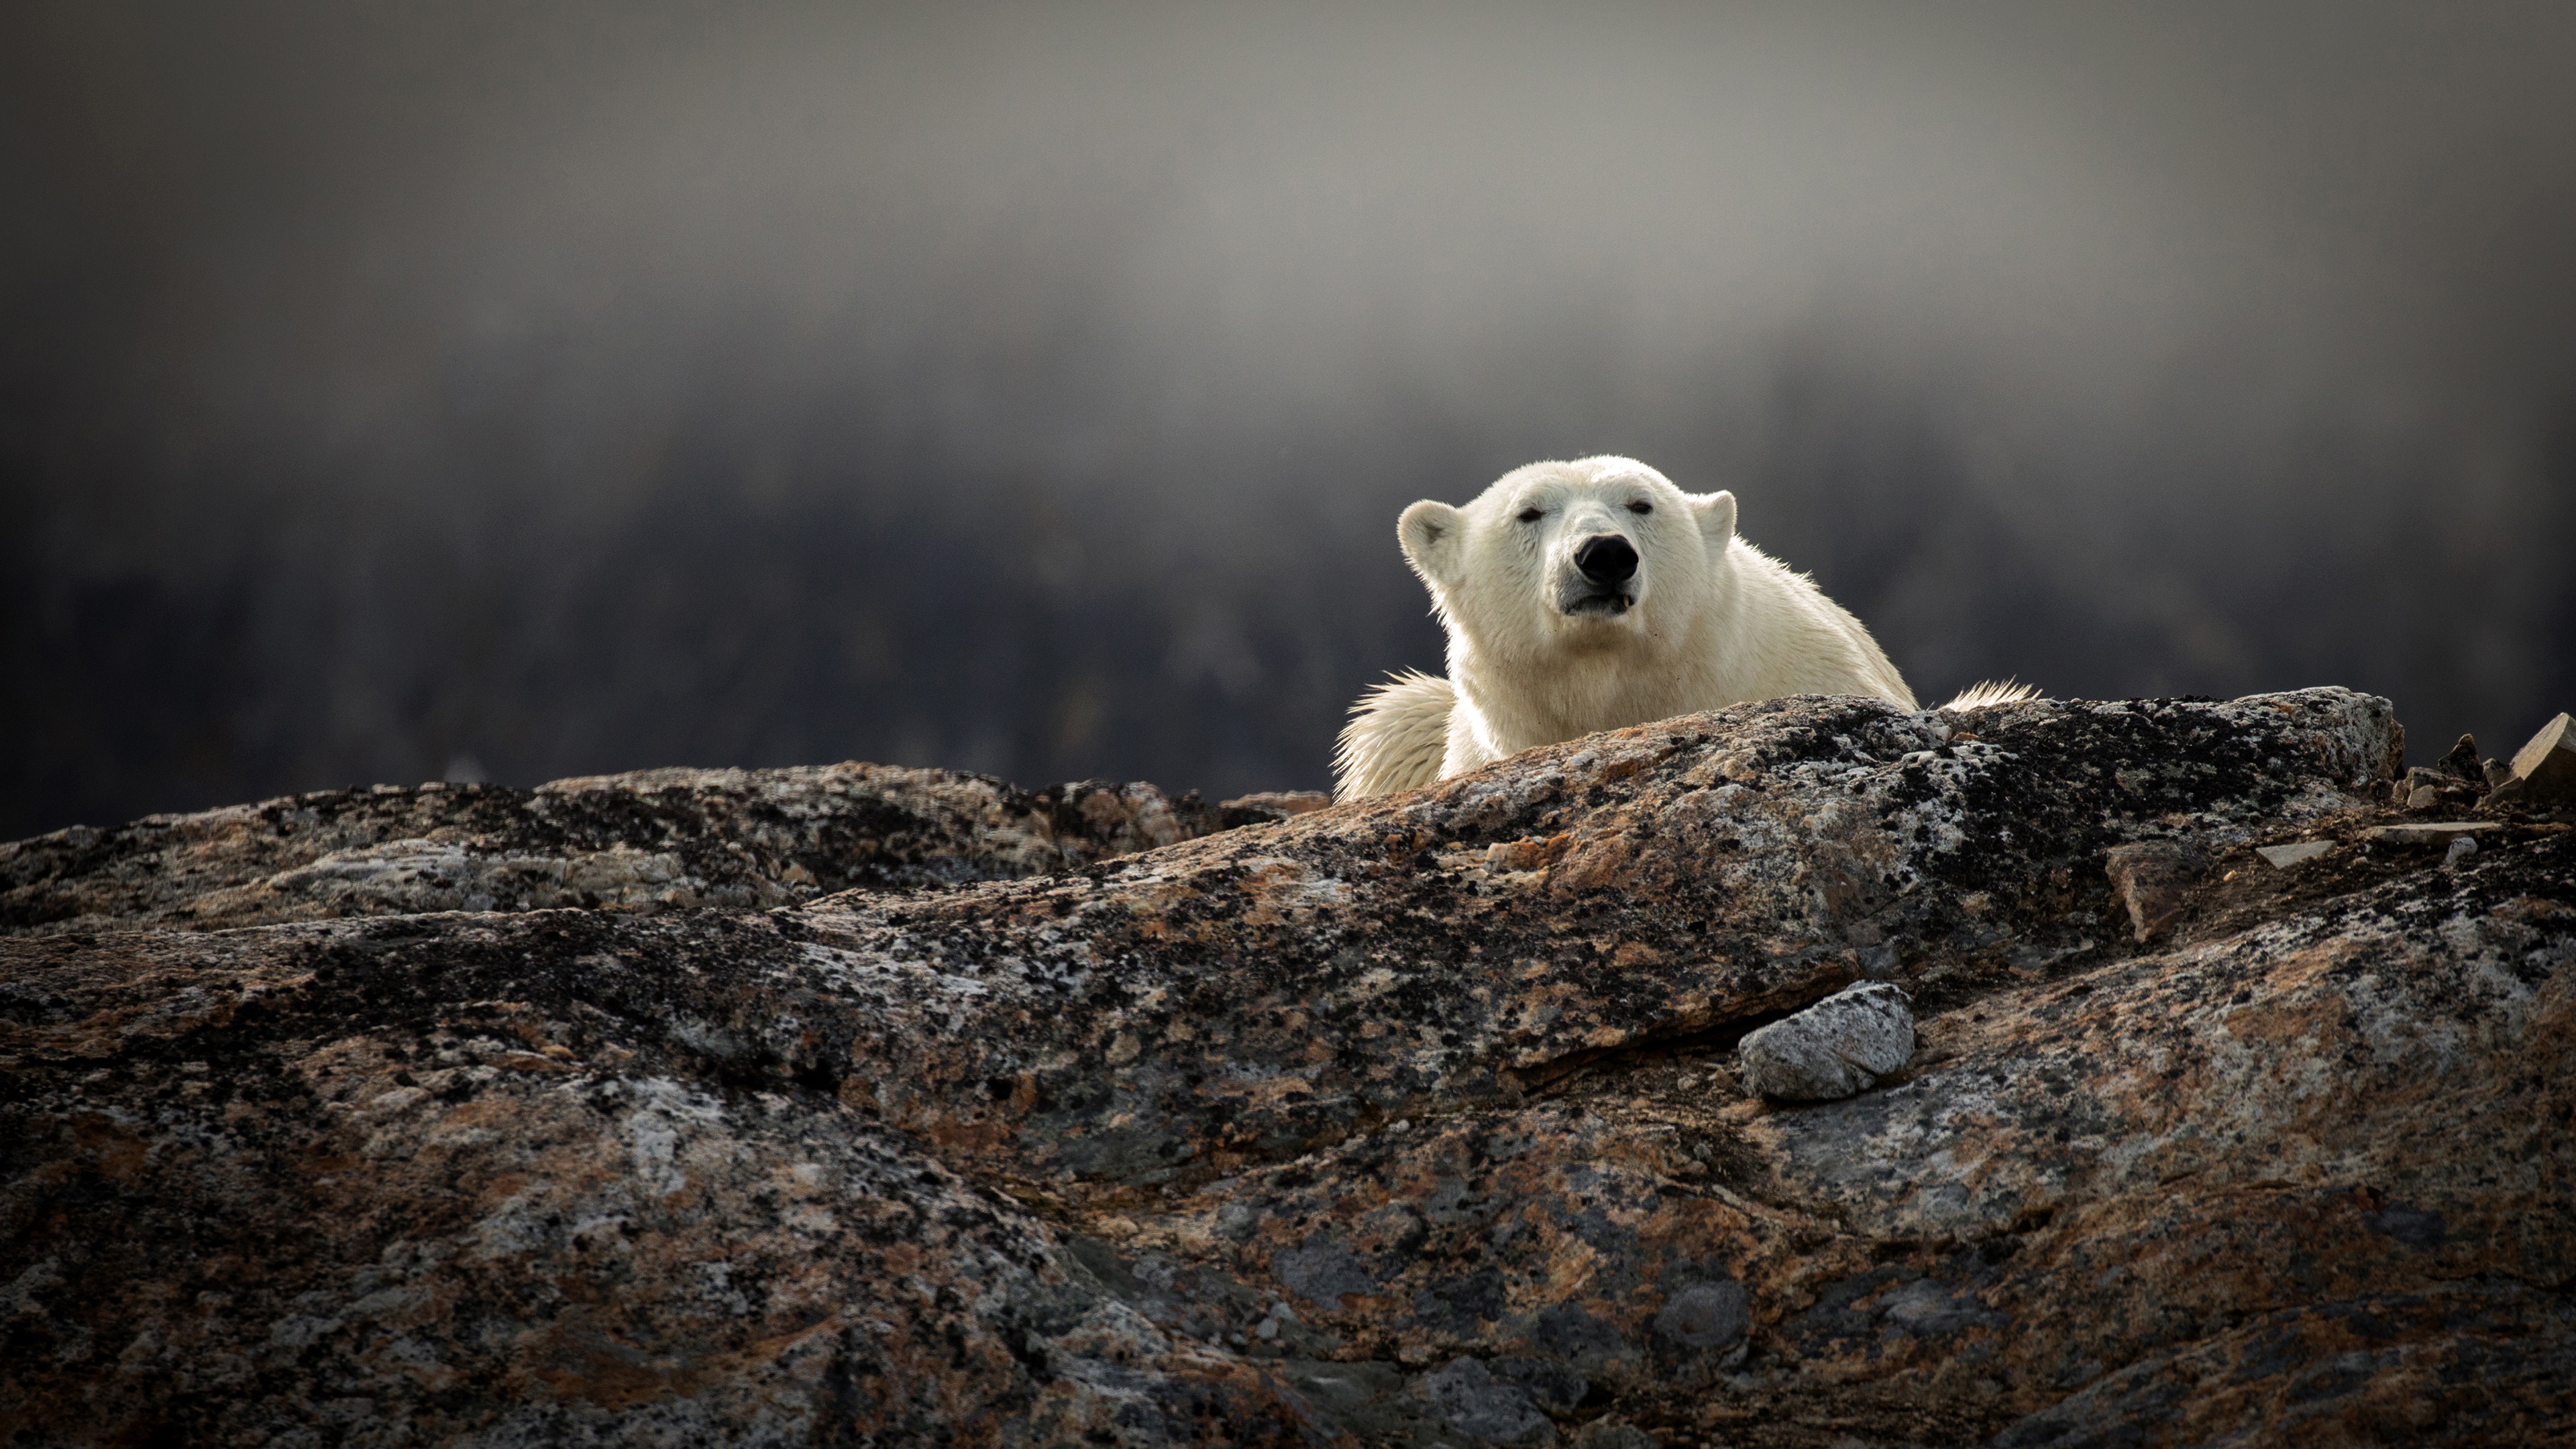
[1560,533,1639,616]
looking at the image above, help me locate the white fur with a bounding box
[1337,455,2007,800]
[1331,669,1456,799]
[1939,677,2041,710]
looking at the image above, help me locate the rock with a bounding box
[2365,820,2487,845]
[2102,839,2203,941]
[1418,1357,1558,1445]
[15,686,2569,1446]
[2509,711,2576,804]
[2440,733,2487,782]
[0,765,1267,937]
[2402,761,2480,818]
[1737,982,1918,1102]
[1652,1279,1751,1348]
[2254,840,2334,870]
[1222,790,1334,818]
[2445,835,2477,867]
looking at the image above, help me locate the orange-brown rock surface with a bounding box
[4,689,2571,1446]
[1,764,1281,936]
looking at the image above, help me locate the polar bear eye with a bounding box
[1516,506,1545,523]
[1627,500,1653,515]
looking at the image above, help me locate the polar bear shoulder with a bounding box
[1718,543,1917,708]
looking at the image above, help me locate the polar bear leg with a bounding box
[1333,670,1455,801]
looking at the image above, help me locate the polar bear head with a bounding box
[1396,456,1737,660]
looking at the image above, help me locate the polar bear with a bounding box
[1333,455,2029,800]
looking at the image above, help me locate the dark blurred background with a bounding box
[6,1,2573,840]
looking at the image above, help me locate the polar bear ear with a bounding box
[1688,490,1737,549]
[1397,500,1464,588]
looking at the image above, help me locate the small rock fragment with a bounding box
[1484,835,1563,871]
[2255,841,2333,871]
[2363,820,2485,846]
[2478,777,2526,813]
[1737,982,1915,1102]
[2443,836,2477,867]
[1222,790,1333,818]
[2440,735,2486,783]
[2506,712,2576,805]
[2402,763,2480,814]
[2104,840,2202,942]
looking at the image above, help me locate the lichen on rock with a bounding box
[1,763,1281,937]
[4,686,2570,1446]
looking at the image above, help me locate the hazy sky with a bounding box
[6,1,2573,832]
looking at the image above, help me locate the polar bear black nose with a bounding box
[1574,535,1638,585]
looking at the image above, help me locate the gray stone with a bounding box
[1419,1357,1556,1446]
[2104,840,2202,941]
[2255,841,2334,870]
[2366,820,2487,845]
[1652,1280,1750,1348]
[1274,1241,1375,1306]
[2445,836,2478,867]
[1878,1277,2004,1336]
[1488,1356,1590,1413]
[1279,1361,1434,1445]
[1737,981,1916,1102]
[2508,712,2576,804]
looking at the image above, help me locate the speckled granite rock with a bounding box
[1,764,1283,937]
[5,688,2571,1446]
[1736,983,1916,1102]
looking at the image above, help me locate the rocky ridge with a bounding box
[2,688,2571,1446]
[0,764,1320,937]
